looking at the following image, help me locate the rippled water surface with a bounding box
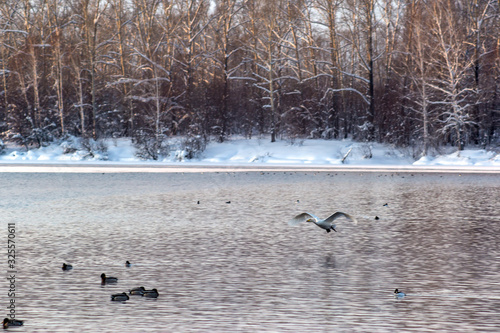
[1,170,499,332]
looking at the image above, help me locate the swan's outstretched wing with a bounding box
[324,212,358,225]
[288,212,317,226]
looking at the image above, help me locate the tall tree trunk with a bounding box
[366,0,375,141]
[48,2,65,135]
[268,28,276,143]
[114,0,133,135]
[327,0,341,137]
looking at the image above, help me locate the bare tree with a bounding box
[0,0,498,154]
[23,0,42,131]
[463,0,498,145]
[426,0,477,152]
[247,0,291,142]
[175,0,211,128]
[46,0,68,135]
[126,0,172,158]
[212,0,246,142]
[313,0,346,137]
[110,0,134,135]
[404,2,434,157]
[80,0,107,139]
[337,0,377,140]
[0,0,24,132]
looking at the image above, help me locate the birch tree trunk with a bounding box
[24,0,41,130]
[47,0,65,134]
[82,0,104,139]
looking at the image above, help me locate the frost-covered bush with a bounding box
[175,135,206,161]
[285,134,304,146]
[59,135,79,154]
[6,119,57,150]
[360,144,373,159]
[133,131,207,161]
[28,127,55,147]
[59,135,108,160]
[133,132,170,160]
[8,133,31,150]
[80,138,108,160]
[340,144,373,163]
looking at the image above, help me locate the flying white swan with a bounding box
[289,212,358,233]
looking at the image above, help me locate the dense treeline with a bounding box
[0,0,498,158]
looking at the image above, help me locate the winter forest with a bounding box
[0,0,499,159]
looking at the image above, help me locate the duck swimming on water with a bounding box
[62,263,73,271]
[129,287,146,295]
[101,273,118,284]
[289,212,358,233]
[3,318,24,329]
[111,293,129,301]
[394,289,406,297]
[142,289,159,298]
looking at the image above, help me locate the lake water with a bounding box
[1,169,499,332]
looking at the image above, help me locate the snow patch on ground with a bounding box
[0,137,498,169]
[414,149,499,166]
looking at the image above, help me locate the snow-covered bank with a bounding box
[1,164,499,174]
[0,137,499,171]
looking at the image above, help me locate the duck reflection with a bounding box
[322,254,336,269]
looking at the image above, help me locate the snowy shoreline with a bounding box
[0,137,499,173]
[0,163,498,174]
